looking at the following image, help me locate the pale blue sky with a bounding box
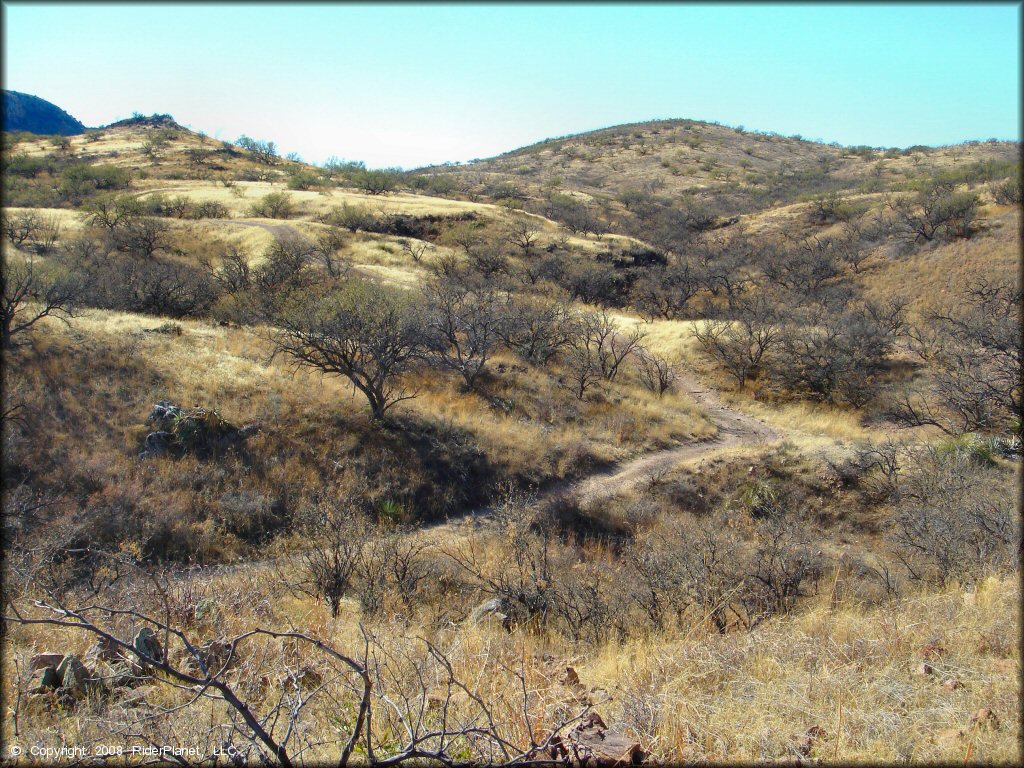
[2,2,1020,168]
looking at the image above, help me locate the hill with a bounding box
[1,114,1020,765]
[412,118,1018,244]
[2,89,85,135]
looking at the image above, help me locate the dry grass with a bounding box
[4,550,1017,764]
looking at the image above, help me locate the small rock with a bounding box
[914,662,934,676]
[29,666,60,694]
[31,652,65,671]
[56,655,95,699]
[969,708,999,731]
[134,627,164,665]
[919,641,946,660]
[941,678,963,691]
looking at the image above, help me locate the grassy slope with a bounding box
[2,118,1020,763]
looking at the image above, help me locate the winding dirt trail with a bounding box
[569,374,780,507]
[428,374,784,535]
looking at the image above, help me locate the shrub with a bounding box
[249,190,295,219]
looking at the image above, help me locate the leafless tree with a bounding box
[631,260,702,321]
[399,238,432,263]
[496,296,575,367]
[570,310,647,382]
[633,347,677,397]
[505,218,542,256]
[295,493,370,618]
[887,444,1019,585]
[271,280,426,420]
[693,294,778,389]
[423,277,502,390]
[2,256,81,349]
[895,279,1021,435]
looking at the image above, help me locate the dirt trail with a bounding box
[569,373,779,506]
[429,374,783,534]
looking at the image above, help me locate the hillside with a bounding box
[413,118,1018,247]
[1,114,1020,765]
[2,89,86,135]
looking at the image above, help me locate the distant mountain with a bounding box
[3,90,85,135]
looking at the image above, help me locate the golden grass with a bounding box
[4,549,1017,765]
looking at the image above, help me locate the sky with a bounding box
[2,2,1020,169]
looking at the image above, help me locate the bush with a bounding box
[287,170,323,191]
[352,168,401,195]
[58,163,131,202]
[992,177,1023,205]
[249,190,295,219]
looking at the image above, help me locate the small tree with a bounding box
[506,218,542,256]
[273,281,426,420]
[329,203,377,233]
[297,492,369,618]
[897,279,1021,435]
[887,184,979,243]
[2,256,81,348]
[236,134,278,164]
[84,194,143,231]
[693,295,778,389]
[423,278,502,390]
[633,347,677,397]
[573,311,646,382]
[353,168,399,195]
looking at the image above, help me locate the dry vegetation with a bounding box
[2,113,1020,765]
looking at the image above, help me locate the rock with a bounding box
[31,652,65,671]
[468,597,513,631]
[914,662,934,676]
[29,665,60,694]
[549,711,645,766]
[56,655,95,699]
[968,708,999,731]
[134,627,164,665]
[919,641,946,660]
[941,677,963,691]
[149,400,183,424]
[140,430,174,458]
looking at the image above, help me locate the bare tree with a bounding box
[237,134,278,164]
[296,493,369,618]
[886,184,979,243]
[399,238,431,263]
[505,218,542,256]
[633,347,677,397]
[571,310,647,382]
[272,280,426,420]
[496,295,574,367]
[423,277,502,390]
[693,294,778,388]
[631,259,702,321]
[2,256,81,349]
[887,444,1019,584]
[895,279,1021,435]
